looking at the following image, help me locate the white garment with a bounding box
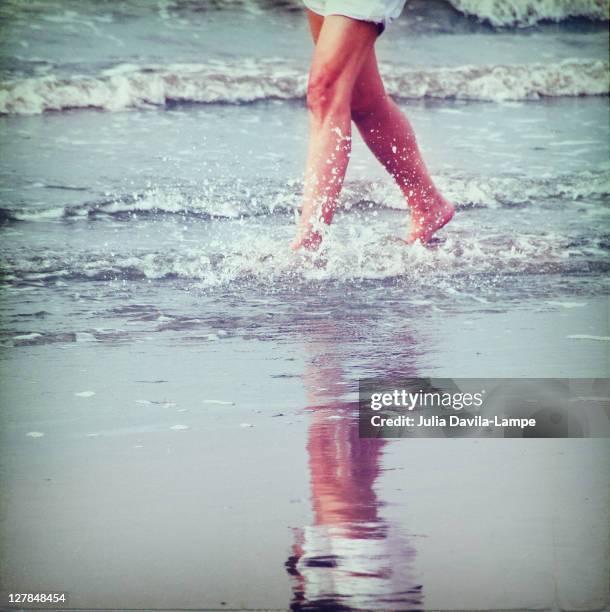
[302,0,407,31]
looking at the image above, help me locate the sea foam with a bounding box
[0,59,606,115]
[446,0,607,27]
[3,169,607,223]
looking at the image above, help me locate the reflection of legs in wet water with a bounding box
[307,411,384,530]
[286,408,385,609]
[286,407,422,610]
[291,10,455,251]
[285,318,422,609]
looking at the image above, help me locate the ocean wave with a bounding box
[446,0,608,27]
[0,58,607,114]
[2,227,608,289]
[2,169,607,223]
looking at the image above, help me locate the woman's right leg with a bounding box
[350,50,454,243]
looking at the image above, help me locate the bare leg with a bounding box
[299,12,454,246]
[350,50,454,243]
[290,14,378,251]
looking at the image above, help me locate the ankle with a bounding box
[408,187,447,211]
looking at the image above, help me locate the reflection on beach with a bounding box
[286,322,423,610]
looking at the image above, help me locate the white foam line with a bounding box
[14,332,43,340]
[569,397,610,402]
[1,58,607,114]
[567,334,610,342]
[446,0,607,26]
[546,301,588,309]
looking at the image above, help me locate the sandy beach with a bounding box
[1,293,609,608]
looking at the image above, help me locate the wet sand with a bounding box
[1,297,608,610]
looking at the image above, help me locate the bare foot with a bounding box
[406,195,455,244]
[290,227,323,252]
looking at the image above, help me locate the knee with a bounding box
[306,68,346,121]
[351,92,387,124]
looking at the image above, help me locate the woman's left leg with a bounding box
[290,14,379,251]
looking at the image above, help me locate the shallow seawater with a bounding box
[0,1,609,609]
[1,97,608,300]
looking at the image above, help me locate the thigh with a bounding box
[306,9,324,43]
[351,47,387,112]
[309,15,378,95]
